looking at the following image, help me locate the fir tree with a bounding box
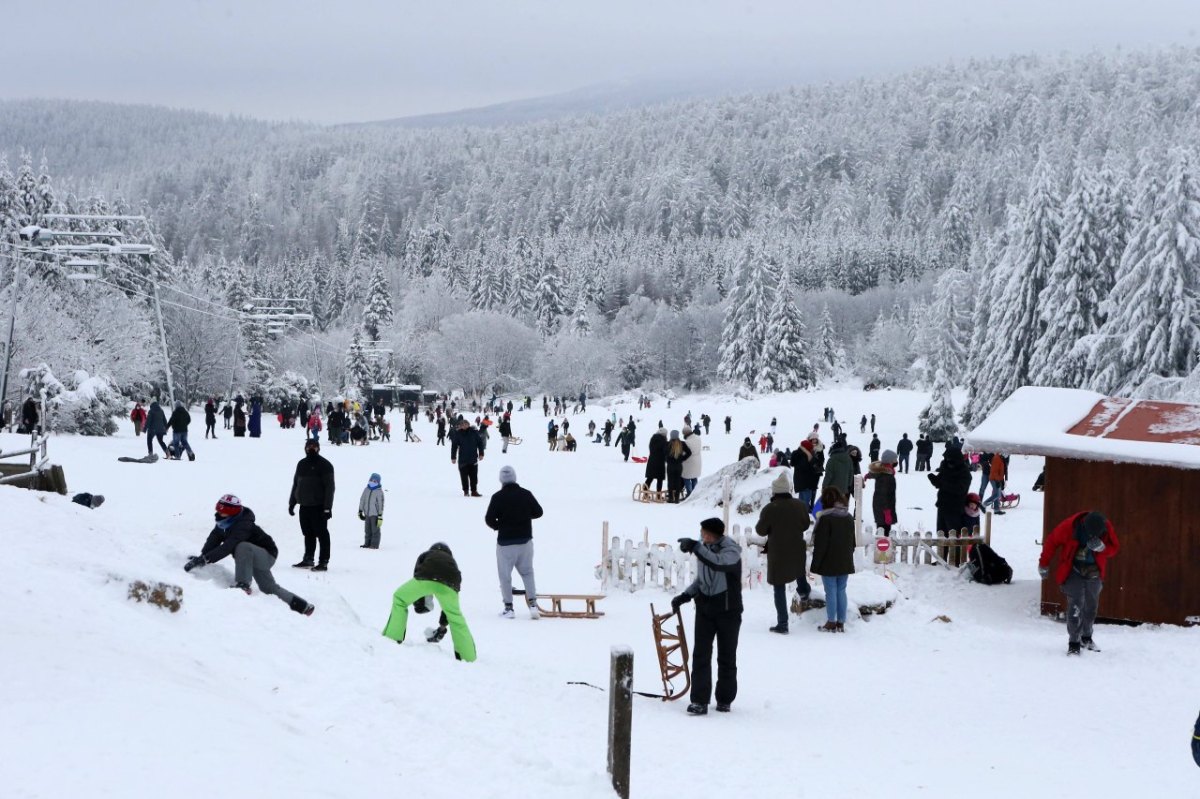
[918,368,959,441]
[990,164,1061,403]
[1028,170,1107,387]
[1090,152,1200,393]
[716,246,768,386]
[344,329,371,395]
[814,304,841,378]
[242,319,272,395]
[361,260,394,342]
[755,282,815,392]
[532,256,566,336]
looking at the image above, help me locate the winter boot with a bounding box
[1081,636,1100,652]
[715,703,731,713]
[289,596,315,616]
[769,624,788,634]
[527,600,541,620]
[1067,641,1081,656]
[232,582,252,595]
[426,626,448,643]
[818,621,837,633]
[835,622,845,633]
[500,604,515,619]
[311,564,328,572]
[187,451,195,462]
[470,491,483,497]
[686,703,708,716]
[292,559,313,569]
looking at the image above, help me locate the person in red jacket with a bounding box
[1038,511,1120,655]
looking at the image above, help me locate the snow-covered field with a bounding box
[2,387,1197,798]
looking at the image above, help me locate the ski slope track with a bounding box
[1,387,1195,797]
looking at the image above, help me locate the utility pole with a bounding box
[0,244,24,407]
[151,280,175,404]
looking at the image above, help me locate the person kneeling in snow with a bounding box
[184,494,315,616]
[382,543,477,662]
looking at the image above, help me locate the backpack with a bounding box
[968,542,1013,585]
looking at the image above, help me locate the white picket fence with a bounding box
[596,510,994,591]
[596,521,768,592]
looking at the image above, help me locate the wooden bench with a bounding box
[532,593,605,619]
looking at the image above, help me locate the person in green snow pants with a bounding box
[383,542,477,662]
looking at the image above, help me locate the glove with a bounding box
[376,516,383,527]
[1038,566,1050,579]
[1087,538,1106,552]
[670,594,692,612]
[358,511,365,521]
[324,509,333,520]
[288,504,296,517]
[184,555,206,572]
[413,597,431,614]
[677,537,697,554]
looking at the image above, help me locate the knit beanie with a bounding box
[771,471,792,495]
[669,429,680,440]
[881,449,898,464]
[499,465,517,485]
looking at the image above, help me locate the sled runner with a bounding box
[1000,492,1020,509]
[406,433,422,443]
[650,604,691,701]
[632,483,668,503]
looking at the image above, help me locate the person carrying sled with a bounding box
[671,518,742,716]
[358,472,385,549]
[382,542,476,662]
[183,494,314,616]
[1039,511,1120,655]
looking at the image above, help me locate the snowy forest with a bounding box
[2,47,1200,431]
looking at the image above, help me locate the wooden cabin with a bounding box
[967,386,1200,626]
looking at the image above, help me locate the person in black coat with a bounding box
[145,400,169,457]
[644,427,668,492]
[20,396,38,434]
[928,442,972,536]
[868,434,881,462]
[792,439,822,508]
[204,399,218,439]
[288,439,336,570]
[895,433,913,474]
[184,494,314,615]
[166,401,195,461]
[485,465,544,618]
[436,415,447,446]
[449,417,485,497]
[664,430,692,503]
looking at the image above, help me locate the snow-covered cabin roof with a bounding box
[965,386,1200,471]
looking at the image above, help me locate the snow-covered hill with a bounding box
[2,388,1196,797]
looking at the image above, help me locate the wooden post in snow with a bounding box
[853,474,864,545]
[721,477,731,532]
[607,646,633,799]
[984,511,993,547]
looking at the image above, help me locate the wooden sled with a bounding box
[650,605,691,701]
[534,593,605,619]
[632,483,668,503]
[504,436,522,445]
[406,433,422,443]
[1000,493,1020,509]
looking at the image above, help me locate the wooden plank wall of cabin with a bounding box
[1041,456,1200,625]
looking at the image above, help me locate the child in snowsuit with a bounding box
[358,472,385,549]
[383,542,477,662]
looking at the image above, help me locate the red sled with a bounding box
[1000,493,1020,509]
[632,456,648,464]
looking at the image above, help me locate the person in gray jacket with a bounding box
[671,518,743,716]
[358,472,385,549]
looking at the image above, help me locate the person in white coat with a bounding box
[682,427,703,497]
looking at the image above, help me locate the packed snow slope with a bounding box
[2,387,1197,798]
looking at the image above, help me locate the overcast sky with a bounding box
[1,0,1197,124]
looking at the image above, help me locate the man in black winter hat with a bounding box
[671,517,743,716]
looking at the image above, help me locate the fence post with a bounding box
[607,647,633,799]
[984,511,993,547]
[853,475,864,545]
[721,477,731,533]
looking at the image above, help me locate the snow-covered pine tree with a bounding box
[918,267,972,385]
[570,291,592,337]
[716,245,768,386]
[361,260,394,342]
[960,230,1009,427]
[532,256,566,336]
[1090,152,1200,394]
[344,329,371,395]
[1028,170,1107,387]
[242,319,273,395]
[755,281,815,392]
[989,164,1061,403]
[918,368,959,441]
[14,153,37,225]
[814,304,841,378]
